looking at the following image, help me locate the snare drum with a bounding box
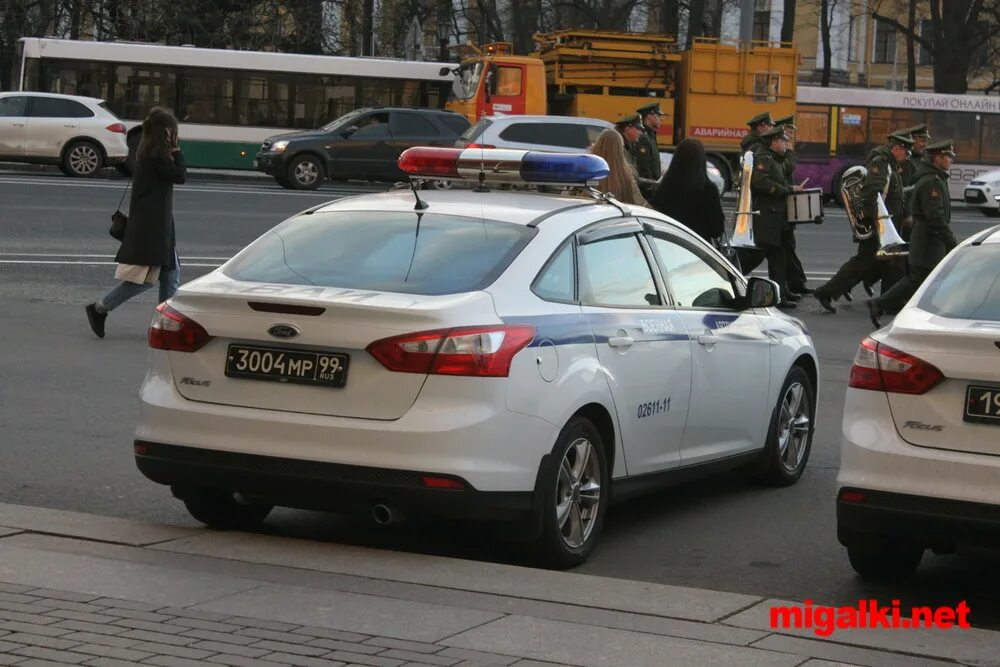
[787,188,824,225]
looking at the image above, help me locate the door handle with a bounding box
[64,123,75,128]
[697,332,719,346]
[607,332,634,348]
[12,122,24,127]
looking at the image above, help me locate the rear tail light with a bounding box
[422,476,466,490]
[839,489,866,504]
[105,123,126,134]
[148,303,213,352]
[465,142,496,149]
[848,337,943,395]
[367,325,535,377]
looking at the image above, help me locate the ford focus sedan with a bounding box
[837,225,1000,579]
[135,148,818,567]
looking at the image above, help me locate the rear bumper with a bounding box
[136,441,537,522]
[837,488,1000,548]
[964,186,998,209]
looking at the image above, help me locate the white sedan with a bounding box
[135,148,818,567]
[837,224,1000,579]
[963,168,1000,217]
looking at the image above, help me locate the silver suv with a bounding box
[0,92,129,177]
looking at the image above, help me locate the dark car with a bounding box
[254,107,470,190]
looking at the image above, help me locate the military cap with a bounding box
[637,101,668,117]
[746,112,774,127]
[926,139,956,157]
[887,133,915,148]
[615,113,643,131]
[759,126,788,143]
[774,114,796,128]
[900,124,930,139]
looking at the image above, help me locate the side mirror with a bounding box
[341,125,359,138]
[484,69,494,104]
[747,277,779,308]
[439,66,451,76]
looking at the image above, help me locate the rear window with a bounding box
[224,210,535,296]
[917,245,1000,320]
[440,113,471,135]
[461,119,491,141]
[29,96,94,118]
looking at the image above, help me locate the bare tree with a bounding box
[819,0,833,86]
[780,0,795,42]
[871,0,1000,94]
[904,0,917,91]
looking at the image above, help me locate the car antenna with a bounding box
[409,180,429,210]
[587,186,628,217]
[403,211,424,283]
[475,145,489,192]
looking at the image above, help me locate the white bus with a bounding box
[793,85,1000,200]
[13,37,455,169]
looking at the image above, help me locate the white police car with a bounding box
[135,148,818,567]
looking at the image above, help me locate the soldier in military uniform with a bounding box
[774,115,812,296]
[615,113,657,196]
[739,126,799,309]
[635,102,665,199]
[867,140,957,327]
[740,112,775,153]
[812,133,913,313]
[899,124,930,197]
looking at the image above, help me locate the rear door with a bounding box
[386,111,444,178]
[576,219,692,475]
[0,95,28,157]
[25,96,91,159]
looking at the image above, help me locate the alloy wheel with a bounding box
[777,381,810,472]
[555,437,602,549]
[294,160,319,186]
[70,145,100,175]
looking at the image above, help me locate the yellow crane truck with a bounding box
[445,30,798,188]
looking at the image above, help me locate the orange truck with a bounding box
[445,30,797,186]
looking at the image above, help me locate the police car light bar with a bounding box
[398,147,609,185]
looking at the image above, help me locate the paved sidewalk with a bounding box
[0,503,996,667]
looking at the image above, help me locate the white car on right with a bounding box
[963,169,1000,217]
[837,224,1000,580]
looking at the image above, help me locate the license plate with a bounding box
[964,385,1000,425]
[225,344,348,388]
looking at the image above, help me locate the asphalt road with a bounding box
[2,169,999,628]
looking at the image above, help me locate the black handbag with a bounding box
[109,179,132,241]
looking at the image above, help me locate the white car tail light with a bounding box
[148,303,213,352]
[848,337,944,395]
[367,325,535,377]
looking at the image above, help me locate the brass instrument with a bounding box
[730,151,756,248]
[839,165,909,258]
[839,166,872,240]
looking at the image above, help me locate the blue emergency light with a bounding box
[398,147,609,185]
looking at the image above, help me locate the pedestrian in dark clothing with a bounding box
[774,115,811,295]
[635,101,666,199]
[649,138,724,242]
[85,107,186,338]
[615,113,657,196]
[737,126,800,309]
[813,132,912,314]
[867,139,957,327]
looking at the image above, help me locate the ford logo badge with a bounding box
[268,324,300,339]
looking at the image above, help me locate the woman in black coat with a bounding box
[649,138,725,243]
[86,107,186,338]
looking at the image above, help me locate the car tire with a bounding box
[754,366,814,487]
[61,140,104,177]
[846,540,923,580]
[531,416,609,569]
[982,208,1000,217]
[286,154,324,190]
[180,488,272,530]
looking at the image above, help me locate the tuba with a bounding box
[730,151,756,248]
[840,165,908,258]
[839,166,873,240]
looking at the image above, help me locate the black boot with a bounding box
[85,303,107,339]
[814,290,836,314]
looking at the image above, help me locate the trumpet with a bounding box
[730,150,756,249]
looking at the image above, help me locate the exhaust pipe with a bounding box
[372,503,404,526]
